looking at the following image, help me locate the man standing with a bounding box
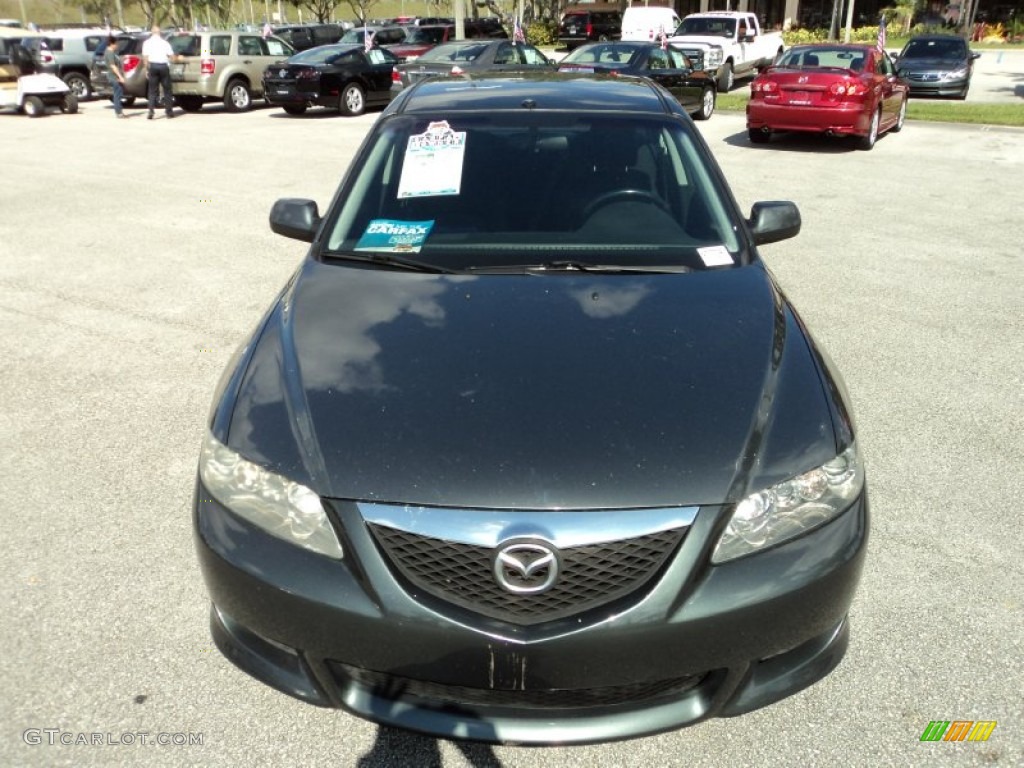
[103,36,126,118]
[142,25,177,119]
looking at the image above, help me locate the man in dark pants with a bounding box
[141,25,178,119]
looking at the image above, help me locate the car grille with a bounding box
[907,73,941,82]
[367,524,685,625]
[331,661,706,709]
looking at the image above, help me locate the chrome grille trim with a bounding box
[356,503,698,548]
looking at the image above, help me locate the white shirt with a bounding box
[142,35,174,65]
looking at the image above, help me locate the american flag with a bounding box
[877,15,886,52]
[513,16,525,43]
[658,24,667,50]
[262,22,273,38]
[364,30,375,53]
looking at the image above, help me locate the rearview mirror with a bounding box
[748,201,801,245]
[269,198,321,243]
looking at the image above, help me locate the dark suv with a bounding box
[272,24,345,52]
[558,5,622,50]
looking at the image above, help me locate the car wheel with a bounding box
[61,92,78,114]
[339,82,365,117]
[22,95,45,117]
[121,96,136,108]
[890,96,907,133]
[717,61,733,93]
[177,95,204,112]
[283,105,307,115]
[859,107,880,150]
[63,72,91,100]
[748,127,770,144]
[693,87,716,121]
[223,79,252,112]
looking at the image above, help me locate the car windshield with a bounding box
[562,43,643,69]
[902,38,965,60]
[675,17,736,37]
[418,42,487,63]
[321,113,741,272]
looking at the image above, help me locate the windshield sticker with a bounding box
[697,246,734,267]
[397,121,467,199]
[355,219,435,253]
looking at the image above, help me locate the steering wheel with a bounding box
[582,189,672,220]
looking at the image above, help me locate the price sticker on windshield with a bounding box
[397,121,467,199]
[698,246,734,267]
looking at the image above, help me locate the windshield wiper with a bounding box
[322,250,456,274]
[467,260,692,275]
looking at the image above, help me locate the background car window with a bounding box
[520,46,548,65]
[648,49,669,70]
[494,43,515,64]
[238,36,262,56]
[171,35,201,55]
[210,36,230,55]
[262,38,291,56]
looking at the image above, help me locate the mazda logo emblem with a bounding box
[492,539,560,594]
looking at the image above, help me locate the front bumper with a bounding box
[905,78,969,97]
[747,100,871,137]
[194,482,869,744]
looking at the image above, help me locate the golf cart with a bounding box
[0,27,77,116]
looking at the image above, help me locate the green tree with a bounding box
[290,0,347,23]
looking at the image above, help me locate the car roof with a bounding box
[389,73,680,116]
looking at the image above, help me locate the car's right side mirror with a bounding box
[748,201,801,245]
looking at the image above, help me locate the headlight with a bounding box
[712,442,864,564]
[942,67,968,80]
[707,48,723,67]
[198,432,343,559]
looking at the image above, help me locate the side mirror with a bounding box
[748,201,801,245]
[269,198,321,243]
[970,52,981,60]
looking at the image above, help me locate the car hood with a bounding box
[224,259,840,509]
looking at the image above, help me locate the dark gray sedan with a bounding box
[892,34,979,100]
[558,41,717,120]
[393,39,553,90]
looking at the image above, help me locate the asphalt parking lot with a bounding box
[1,95,1022,768]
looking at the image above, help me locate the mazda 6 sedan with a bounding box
[747,43,908,150]
[194,72,869,745]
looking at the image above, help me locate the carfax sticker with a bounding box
[697,246,734,267]
[397,121,467,199]
[355,219,435,253]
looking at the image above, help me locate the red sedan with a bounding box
[746,44,909,150]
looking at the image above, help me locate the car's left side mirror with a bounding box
[270,198,321,243]
[748,201,801,245]
[970,52,981,60]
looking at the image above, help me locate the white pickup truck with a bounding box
[668,11,785,92]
